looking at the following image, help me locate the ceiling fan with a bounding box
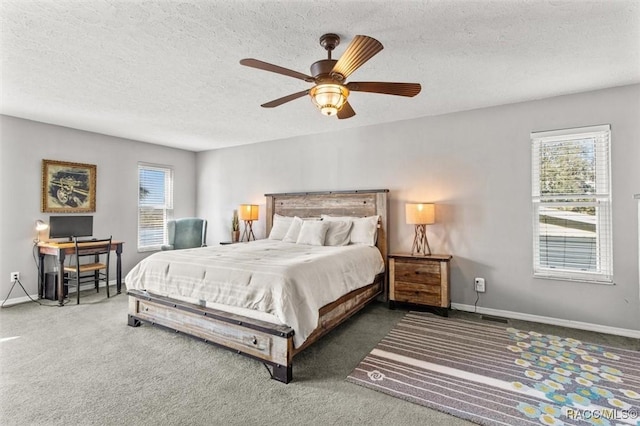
[239,33,421,119]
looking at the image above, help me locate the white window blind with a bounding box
[531,124,612,283]
[138,163,173,251]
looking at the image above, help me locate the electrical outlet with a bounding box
[10,272,20,282]
[474,277,486,293]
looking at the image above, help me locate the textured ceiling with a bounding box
[1,1,639,152]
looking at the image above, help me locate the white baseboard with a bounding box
[1,279,118,307]
[451,303,640,339]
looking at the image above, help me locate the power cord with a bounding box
[262,363,274,380]
[1,277,42,308]
[32,242,40,272]
[473,289,480,313]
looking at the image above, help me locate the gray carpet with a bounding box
[1,288,637,426]
[0,288,471,426]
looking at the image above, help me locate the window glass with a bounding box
[138,164,173,251]
[531,125,612,283]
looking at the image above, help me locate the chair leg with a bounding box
[106,274,110,298]
[95,271,99,293]
[76,275,80,305]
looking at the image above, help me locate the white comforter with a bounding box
[125,240,385,347]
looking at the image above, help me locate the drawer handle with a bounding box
[251,336,257,345]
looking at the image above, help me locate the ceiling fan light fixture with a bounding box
[240,33,420,119]
[310,83,349,116]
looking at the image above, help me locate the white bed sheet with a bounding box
[125,240,385,347]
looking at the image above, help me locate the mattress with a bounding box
[125,240,385,347]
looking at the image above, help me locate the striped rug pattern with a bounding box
[347,312,640,426]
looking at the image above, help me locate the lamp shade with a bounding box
[239,204,259,221]
[310,84,349,116]
[35,219,49,231]
[405,203,435,225]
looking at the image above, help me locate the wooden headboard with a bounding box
[264,189,389,274]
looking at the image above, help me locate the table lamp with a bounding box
[405,203,435,256]
[34,219,49,243]
[239,204,259,241]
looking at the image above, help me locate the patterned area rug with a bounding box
[347,312,640,426]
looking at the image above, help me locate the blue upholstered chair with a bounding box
[161,218,207,250]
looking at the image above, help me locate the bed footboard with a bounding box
[127,276,382,384]
[127,289,294,382]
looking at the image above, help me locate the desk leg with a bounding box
[94,254,100,293]
[116,244,122,294]
[38,252,45,299]
[57,252,66,306]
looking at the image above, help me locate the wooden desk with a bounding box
[37,240,124,306]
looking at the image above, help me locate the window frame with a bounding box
[137,162,174,252]
[531,124,613,284]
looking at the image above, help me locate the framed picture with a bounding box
[41,159,96,213]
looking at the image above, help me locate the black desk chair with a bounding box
[64,237,112,304]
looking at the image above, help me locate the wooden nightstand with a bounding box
[388,253,452,315]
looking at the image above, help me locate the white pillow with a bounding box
[322,215,379,246]
[268,214,294,240]
[324,220,353,246]
[296,220,330,246]
[282,217,304,243]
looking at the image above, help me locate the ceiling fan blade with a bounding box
[346,82,422,97]
[240,58,313,82]
[331,35,383,79]
[261,90,309,108]
[337,102,356,119]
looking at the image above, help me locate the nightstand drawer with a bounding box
[394,289,441,306]
[394,281,441,295]
[394,260,441,285]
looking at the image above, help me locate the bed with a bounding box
[126,189,389,383]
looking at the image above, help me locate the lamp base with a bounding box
[241,220,256,242]
[411,224,432,256]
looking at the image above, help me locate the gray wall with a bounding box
[1,85,637,331]
[197,84,640,332]
[0,116,197,303]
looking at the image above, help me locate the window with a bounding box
[531,124,612,283]
[138,163,173,251]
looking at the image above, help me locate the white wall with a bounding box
[197,84,640,332]
[0,116,197,303]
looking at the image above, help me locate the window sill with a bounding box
[533,273,614,285]
[137,247,162,253]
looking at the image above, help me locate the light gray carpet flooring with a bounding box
[1,287,637,426]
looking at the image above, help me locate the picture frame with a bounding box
[41,159,96,213]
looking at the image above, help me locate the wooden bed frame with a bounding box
[127,189,389,383]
